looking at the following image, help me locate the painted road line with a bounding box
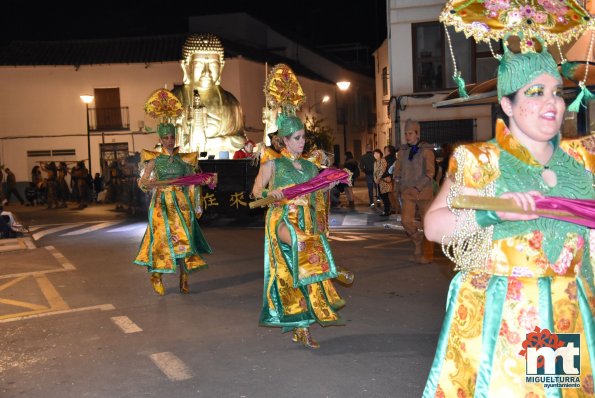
[111,316,143,333]
[0,239,23,252]
[106,223,145,233]
[23,237,36,249]
[0,304,116,323]
[45,245,76,270]
[33,223,86,240]
[341,214,368,226]
[150,352,193,381]
[364,237,410,249]
[61,221,121,236]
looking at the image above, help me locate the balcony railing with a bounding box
[87,107,130,132]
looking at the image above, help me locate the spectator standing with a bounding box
[74,161,89,209]
[372,149,392,216]
[359,144,376,207]
[343,151,360,209]
[4,168,24,205]
[394,120,435,263]
[57,162,70,207]
[42,161,59,209]
[93,173,104,203]
[383,145,398,214]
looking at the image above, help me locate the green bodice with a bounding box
[272,156,318,189]
[154,154,193,181]
[492,140,594,264]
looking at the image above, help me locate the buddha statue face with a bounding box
[188,53,221,90]
[181,34,225,90]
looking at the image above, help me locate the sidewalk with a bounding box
[329,183,404,229]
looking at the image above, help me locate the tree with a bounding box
[304,115,334,153]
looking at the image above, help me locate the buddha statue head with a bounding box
[181,33,225,90]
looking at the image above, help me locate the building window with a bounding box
[420,119,474,144]
[412,22,476,92]
[382,67,389,97]
[94,88,124,130]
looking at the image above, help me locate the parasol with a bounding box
[440,0,594,106]
[249,168,352,209]
[453,195,595,228]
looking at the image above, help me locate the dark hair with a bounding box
[345,151,354,159]
[383,145,396,156]
[373,149,383,157]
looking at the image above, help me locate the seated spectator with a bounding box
[233,140,255,159]
[0,205,24,238]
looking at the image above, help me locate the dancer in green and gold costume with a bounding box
[252,113,345,349]
[134,123,211,295]
[423,1,595,395]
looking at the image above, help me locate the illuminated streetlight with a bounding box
[336,81,351,152]
[336,81,351,91]
[80,95,94,175]
[307,95,330,113]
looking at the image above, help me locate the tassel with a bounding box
[568,83,595,113]
[453,72,469,98]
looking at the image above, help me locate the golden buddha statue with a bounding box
[174,34,245,157]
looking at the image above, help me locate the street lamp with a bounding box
[307,95,330,114]
[80,95,94,176]
[336,81,351,152]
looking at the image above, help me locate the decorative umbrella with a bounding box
[249,168,352,209]
[440,0,593,108]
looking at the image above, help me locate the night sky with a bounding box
[1,1,387,51]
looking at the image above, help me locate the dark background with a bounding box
[1,1,387,50]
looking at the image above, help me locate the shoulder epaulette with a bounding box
[140,149,160,163]
[450,142,501,189]
[259,147,281,164]
[179,152,198,166]
[560,135,595,174]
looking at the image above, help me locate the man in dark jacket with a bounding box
[4,168,24,205]
[359,144,376,207]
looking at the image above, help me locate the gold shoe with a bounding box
[179,271,189,294]
[335,266,355,286]
[292,328,320,349]
[150,273,165,296]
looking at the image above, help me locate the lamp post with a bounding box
[336,81,351,152]
[80,95,94,176]
[307,95,330,114]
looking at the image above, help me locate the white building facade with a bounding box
[0,14,376,182]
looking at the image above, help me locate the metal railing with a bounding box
[87,107,130,132]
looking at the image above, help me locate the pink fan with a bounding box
[453,195,595,228]
[155,172,217,189]
[250,168,352,208]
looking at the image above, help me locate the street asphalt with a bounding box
[0,184,454,398]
